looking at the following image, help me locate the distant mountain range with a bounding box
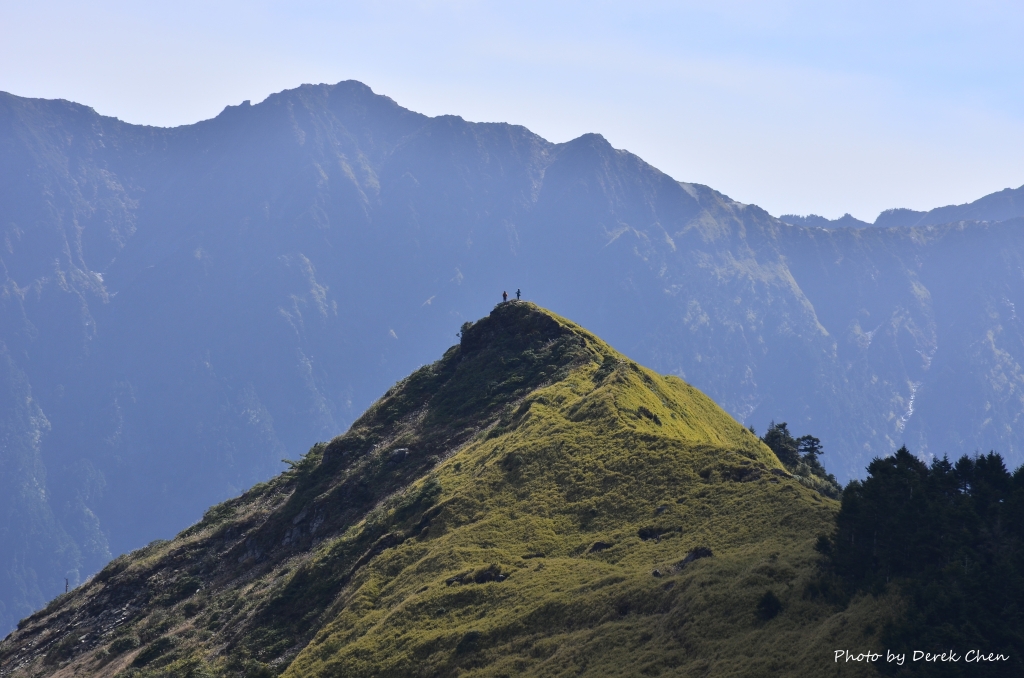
[781,183,1024,229]
[2,80,1023,634]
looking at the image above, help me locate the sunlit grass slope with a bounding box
[282,304,876,677]
[0,302,888,677]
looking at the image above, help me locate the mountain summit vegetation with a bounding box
[1,303,889,677]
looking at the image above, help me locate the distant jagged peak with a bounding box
[565,131,612,146]
[873,182,1024,228]
[873,207,926,229]
[548,132,617,161]
[265,79,383,102]
[201,79,427,133]
[780,182,1024,231]
[780,213,872,229]
[0,90,115,127]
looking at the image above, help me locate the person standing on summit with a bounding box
[502,291,508,302]
[516,289,521,300]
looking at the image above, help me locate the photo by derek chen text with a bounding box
[834,650,1010,665]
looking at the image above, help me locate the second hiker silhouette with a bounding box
[516,289,521,300]
[502,291,508,302]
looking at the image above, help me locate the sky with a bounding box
[1,0,1022,221]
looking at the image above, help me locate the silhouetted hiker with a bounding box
[516,289,521,300]
[503,291,508,302]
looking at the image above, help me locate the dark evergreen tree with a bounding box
[761,422,841,498]
[797,435,823,463]
[762,421,800,468]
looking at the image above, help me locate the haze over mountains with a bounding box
[2,80,1024,634]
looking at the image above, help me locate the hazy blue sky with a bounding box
[2,1,1021,220]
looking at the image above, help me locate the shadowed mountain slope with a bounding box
[0,303,884,677]
[2,81,1024,635]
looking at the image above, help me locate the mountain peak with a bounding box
[566,131,612,148]
[0,304,859,677]
[458,301,580,353]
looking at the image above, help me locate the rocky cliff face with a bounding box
[1,80,1023,634]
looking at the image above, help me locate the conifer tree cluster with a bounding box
[760,422,842,498]
[824,447,1024,676]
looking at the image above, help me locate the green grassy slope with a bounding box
[0,303,890,677]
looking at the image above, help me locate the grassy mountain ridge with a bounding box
[0,304,884,677]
